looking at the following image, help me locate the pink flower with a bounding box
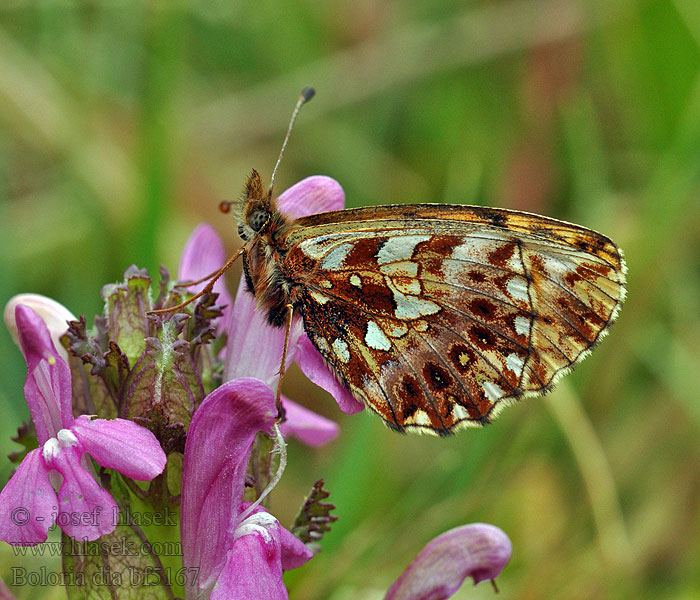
[180,176,365,447]
[4,293,76,364]
[0,305,167,545]
[180,378,312,600]
[385,523,512,599]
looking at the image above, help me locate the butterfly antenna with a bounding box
[269,86,315,192]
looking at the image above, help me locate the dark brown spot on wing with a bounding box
[449,344,476,373]
[469,298,498,320]
[470,325,495,349]
[423,362,452,391]
[487,241,518,269]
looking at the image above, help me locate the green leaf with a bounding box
[7,421,37,465]
[102,266,152,366]
[165,452,183,498]
[61,524,174,599]
[61,324,122,418]
[290,479,338,554]
[122,318,204,453]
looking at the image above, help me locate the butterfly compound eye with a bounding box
[249,209,270,232]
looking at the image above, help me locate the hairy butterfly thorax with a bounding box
[238,169,300,327]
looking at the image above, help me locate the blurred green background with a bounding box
[1,0,700,598]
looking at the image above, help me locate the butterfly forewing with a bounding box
[280,205,625,435]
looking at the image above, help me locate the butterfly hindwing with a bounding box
[281,205,625,434]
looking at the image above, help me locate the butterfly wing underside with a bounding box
[281,205,626,435]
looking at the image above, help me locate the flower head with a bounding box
[0,305,166,545]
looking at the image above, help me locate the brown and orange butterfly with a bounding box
[165,89,626,436]
[232,167,626,436]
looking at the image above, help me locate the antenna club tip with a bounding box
[300,87,315,103]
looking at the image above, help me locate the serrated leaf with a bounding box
[65,316,107,375]
[152,266,191,314]
[62,324,123,417]
[61,331,109,417]
[102,266,152,366]
[291,479,338,553]
[189,291,223,351]
[7,421,37,465]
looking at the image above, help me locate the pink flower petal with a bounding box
[0,573,18,599]
[70,415,166,481]
[43,442,117,541]
[178,224,233,331]
[276,176,345,220]
[296,336,364,414]
[4,294,75,364]
[223,275,298,386]
[279,396,339,447]
[0,449,57,545]
[15,305,73,443]
[181,378,277,595]
[212,524,287,600]
[385,523,512,600]
[278,521,314,570]
[237,503,313,571]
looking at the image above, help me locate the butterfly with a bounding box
[234,168,626,436]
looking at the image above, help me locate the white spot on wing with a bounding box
[449,233,507,260]
[332,339,350,363]
[407,410,432,426]
[506,251,523,272]
[310,290,331,305]
[506,353,524,376]
[395,295,440,320]
[482,381,504,402]
[444,233,522,280]
[321,242,354,270]
[451,405,470,420]
[385,278,440,320]
[316,337,330,353]
[506,277,529,302]
[392,278,422,296]
[365,321,391,351]
[349,274,362,288]
[388,323,408,338]
[539,254,577,283]
[515,315,530,336]
[377,235,430,265]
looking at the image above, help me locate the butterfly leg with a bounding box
[275,303,294,421]
[149,248,245,314]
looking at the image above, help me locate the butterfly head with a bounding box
[237,169,275,242]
